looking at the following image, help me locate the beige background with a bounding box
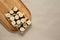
[0,0,60,40]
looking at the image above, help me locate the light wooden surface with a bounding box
[0,0,31,32]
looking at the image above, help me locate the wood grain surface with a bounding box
[0,0,31,32]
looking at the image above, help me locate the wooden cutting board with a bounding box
[0,0,31,32]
